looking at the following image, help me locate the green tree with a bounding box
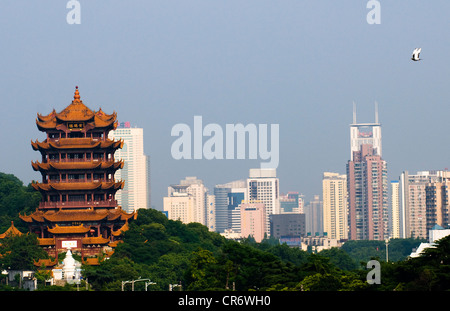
[0,173,41,233]
[185,249,221,290]
[0,233,47,270]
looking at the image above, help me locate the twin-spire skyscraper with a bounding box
[347,102,389,240]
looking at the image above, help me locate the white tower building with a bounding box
[108,122,150,212]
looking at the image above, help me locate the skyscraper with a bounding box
[399,170,444,239]
[164,177,215,230]
[391,180,401,238]
[246,168,280,236]
[322,172,348,240]
[425,171,450,237]
[108,122,150,212]
[347,105,388,241]
[214,180,246,233]
[305,195,323,236]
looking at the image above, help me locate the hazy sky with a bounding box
[1,1,449,209]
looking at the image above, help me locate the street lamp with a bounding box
[122,278,153,291]
[385,237,390,262]
[145,280,156,291]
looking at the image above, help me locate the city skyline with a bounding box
[0,1,449,211]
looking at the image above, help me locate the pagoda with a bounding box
[20,86,136,260]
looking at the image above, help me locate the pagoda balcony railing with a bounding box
[46,179,115,184]
[39,200,118,209]
[47,158,110,163]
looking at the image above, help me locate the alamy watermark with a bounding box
[366,260,381,284]
[367,0,381,25]
[170,116,279,169]
[67,0,81,25]
[65,1,380,26]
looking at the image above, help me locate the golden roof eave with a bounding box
[47,224,91,234]
[31,180,124,192]
[20,207,135,223]
[0,222,23,239]
[31,160,124,172]
[31,138,123,151]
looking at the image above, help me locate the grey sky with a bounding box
[1,1,449,209]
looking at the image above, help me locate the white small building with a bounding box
[410,225,450,258]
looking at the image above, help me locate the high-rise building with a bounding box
[108,122,149,212]
[280,192,304,213]
[305,195,323,236]
[214,180,246,233]
[391,180,400,238]
[347,105,388,241]
[246,168,280,236]
[425,171,450,236]
[240,201,266,242]
[322,172,348,240]
[347,144,388,240]
[164,177,215,230]
[163,189,195,224]
[399,170,445,239]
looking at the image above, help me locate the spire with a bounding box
[375,101,379,124]
[74,86,80,101]
[353,101,357,124]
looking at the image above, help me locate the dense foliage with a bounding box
[0,172,41,233]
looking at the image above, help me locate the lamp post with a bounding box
[385,237,390,262]
[145,280,156,291]
[122,278,153,291]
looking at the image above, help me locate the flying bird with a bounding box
[411,48,422,61]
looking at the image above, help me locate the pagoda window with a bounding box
[94,173,105,180]
[49,174,60,182]
[69,194,84,202]
[93,132,103,139]
[87,194,92,201]
[48,132,59,140]
[94,194,105,201]
[61,195,67,202]
[49,195,60,202]
[93,153,104,160]
[69,132,83,138]
[86,153,91,160]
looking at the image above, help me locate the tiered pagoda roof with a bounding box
[31,160,124,172]
[20,208,136,224]
[30,180,125,192]
[31,138,123,151]
[36,86,118,132]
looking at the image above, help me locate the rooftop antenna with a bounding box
[375,101,379,124]
[353,101,357,124]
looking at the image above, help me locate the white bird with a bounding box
[411,48,422,61]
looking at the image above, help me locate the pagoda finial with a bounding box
[74,86,80,100]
